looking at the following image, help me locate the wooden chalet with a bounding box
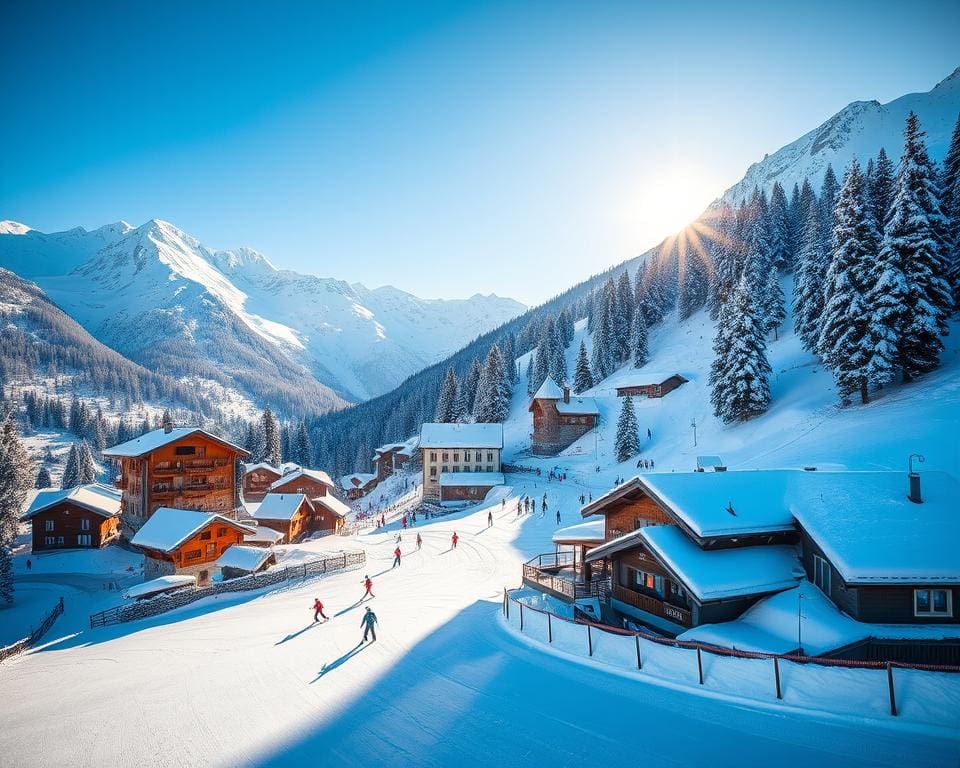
[529,377,599,455]
[130,507,255,585]
[339,473,378,500]
[312,494,349,534]
[254,493,314,543]
[439,472,504,502]
[419,423,503,500]
[372,437,419,482]
[268,467,335,499]
[23,484,122,552]
[615,373,688,399]
[241,462,285,502]
[216,545,276,580]
[103,425,249,531]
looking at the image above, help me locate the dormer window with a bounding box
[915,589,952,617]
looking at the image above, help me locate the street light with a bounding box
[690,417,697,447]
[792,566,806,655]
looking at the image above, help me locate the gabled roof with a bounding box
[244,526,285,545]
[313,495,350,517]
[339,473,377,491]
[555,396,599,416]
[131,508,254,553]
[255,493,311,522]
[438,472,505,487]
[268,467,334,491]
[580,477,647,518]
[103,427,249,459]
[23,483,122,520]
[419,423,503,449]
[532,377,564,400]
[125,574,196,599]
[552,519,605,544]
[613,372,689,387]
[216,545,274,573]
[242,461,284,476]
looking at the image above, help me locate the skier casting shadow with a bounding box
[275,623,319,646]
[311,643,369,682]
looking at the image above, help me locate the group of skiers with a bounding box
[635,458,656,470]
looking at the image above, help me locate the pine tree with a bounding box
[434,367,458,423]
[678,240,710,319]
[760,263,786,339]
[35,465,53,489]
[631,310,649,367]
[0,414,32,605]
[614,271,633,361]
[450,382,469,422]
[793,191,828,351]
[473,345,510,423]
[293,420,312,467]
[614,395,640,462]
[787,181,802,268]
[262,408,281,467]
[572,340,593,393]
[61,443,80,489]
[941,113,960,308]
[870,112,953,382]
[590,292,613,381]
[817,159,880,404]
[464,359,483,412]
[870,147,895,234]
[709,276,772,423]
[769,181,791,271]
[77,441,98,485]
[819,164,840,254]
[525,355,535,396]
[548,320,567,384]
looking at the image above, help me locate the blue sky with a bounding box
[2,1,958,304]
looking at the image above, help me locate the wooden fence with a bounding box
[89,551,365,629]
[0,596,65,663]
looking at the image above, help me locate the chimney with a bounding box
[908,472,922,504]
[563,384,570,404]
[162,411,173,434]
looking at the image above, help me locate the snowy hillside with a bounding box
[721,67,960,205]
[0,219,526,405]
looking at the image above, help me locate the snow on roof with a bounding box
[255,493,310,521]
[533,377,564,400]
[585,527,645,562]
[638,525,801,602]
[313,495,350,517]
[789,471,960,583]
[439,472,505,487]
[696,455,725,470]
[396,437,420,458]
[103,427,248,459]
[580,476,648,518]
[125,574,196,599]
[339,473,377,491]
[680,580,960,656]
[23,483,122,519]
[552,519,605,544]
[216,545,274,573]
[131,508,254,553]
[556,396,599,416]
[242,461,283,475]
[419,422,503,449]
[268,467,334,491]
[639,471,798,538]
[244,526,284,544]
[611,371,689,386]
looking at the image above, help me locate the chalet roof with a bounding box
[313,495,351,518]
[243,526,285,545]
[268,467,334,491]
[242,461,284,476]
[438,472,505,487]
[216,545,274,573]
[419,423,503,449]
[131,508,254,553]
[103,427,249,459]
[396,436,420,458]
[532,377,564,400]
[789,471,960,584]
[585,527,646,561]
[23,483,122,520]
[613,372,689,387]
[552,519,605,544]
[339,473,377,491]
[580,477,647,518]
[125,574,196,599]
[255,493,311,522]
[555,396,599,416]
[638,525,801,602]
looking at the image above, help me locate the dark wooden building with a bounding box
[339,473,378,500]
[529,377,599,455]
[241,462,284,502]
[615,373,688,399]
[104,426,249,531]
[268,468,335,499]
[23,484,123,552]
[439,472,505,502]
[216,545,276,580]
[253,493,315,543]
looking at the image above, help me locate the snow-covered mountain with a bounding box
[0,219,526,407]
[721,66,960,204]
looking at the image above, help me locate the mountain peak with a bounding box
[933,66,960,92]
[0,220,32,235]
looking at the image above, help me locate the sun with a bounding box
[634,162,721,242]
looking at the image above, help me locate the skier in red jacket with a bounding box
[392,546,402,568]
[451,532,459,549]
[312,598,328,622]
[363,575,375,599]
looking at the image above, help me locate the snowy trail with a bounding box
[1,481,957,767]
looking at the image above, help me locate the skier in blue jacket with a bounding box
[361,607,378,643]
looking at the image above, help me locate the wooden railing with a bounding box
[522,552,610,602]
[612,584,692,627]
[0,597,65,663]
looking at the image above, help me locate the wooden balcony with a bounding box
[612,584,692,628]
[522,552,610,603]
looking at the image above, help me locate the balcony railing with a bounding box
[612,584,692,627]
[152,459,231,475]
[522,553,610,602]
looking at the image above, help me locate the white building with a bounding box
[419,423,504,500]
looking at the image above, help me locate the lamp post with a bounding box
[792,566,806,655]
[690,418,697,447]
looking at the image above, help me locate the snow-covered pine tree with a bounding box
[572,340,593,393]
[631,309,649,367]
[792,188,827,351]
[742,189,777,335]
[819,164,840,255]
[558,308,575,347]
[941,112,960,308]
[614,271,633,361]
[77,441,98,485]
[473,345,510,423]
[35,465,52,489]
[434,367,458,423]
[760,263,786,340]
[500,334,517,384]
[870,112,953,382]
[262,408,281,467]
[614,395,640,462]
[533,319,552,391]
[450,381,469,422]
[869,147,895,235]
[817,159,880,404]
[0,414,32,605]
[465,359,483,412]
[709,275,772,423]
[61,443,80,489]
[525,355,535,396]
[293,420,313,467]
[678,240,710,320]
[769,181,791,271]
[787,181,802,267]
[590,293,613,381]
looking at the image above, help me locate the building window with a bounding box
[430,452,437,462]
[45,519,55,532]
[441,466,449,473]
[77,534,92,546]
[813,554,831,596]
[217,527,227,537]
[80,518,91,531]
[453,466,460,473]
[915,589,953,617]
[631,567,664,598]
[57,536,64,545]
[174,446,197,456]
[475,466,482,472]
[185,549,202,561]
[205,543,216,556]
[486,465,493,473]
[429,467,437,477]
[200,530,212,540]
[487,452,494,462]
[442,453,449,462]
[44,536,55,545]
[453,453,459,462]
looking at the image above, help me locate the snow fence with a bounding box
[502,591,960,731]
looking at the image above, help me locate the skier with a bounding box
[416,532,423,550]
[647,428,652,439]
[451,532,459,549]
[392,546,402,567]
[487,510,493,528]
[26,559,32,571]
[651,459,655,469]
[637,457,643,468]
[402,514,408,530]
[363,575,375,600]
[501,498,505,511]
[556,509,561,525]
[361,606,378,643]
[312,598,328,622]
[531,499,537,515]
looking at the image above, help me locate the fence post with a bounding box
[548,612,553,644]
[887,663,897,716]
[519,603,524,631]
[587,624,593,657]
[636,635,642,670]
[773,656,782,700]
[696,647,704,685]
